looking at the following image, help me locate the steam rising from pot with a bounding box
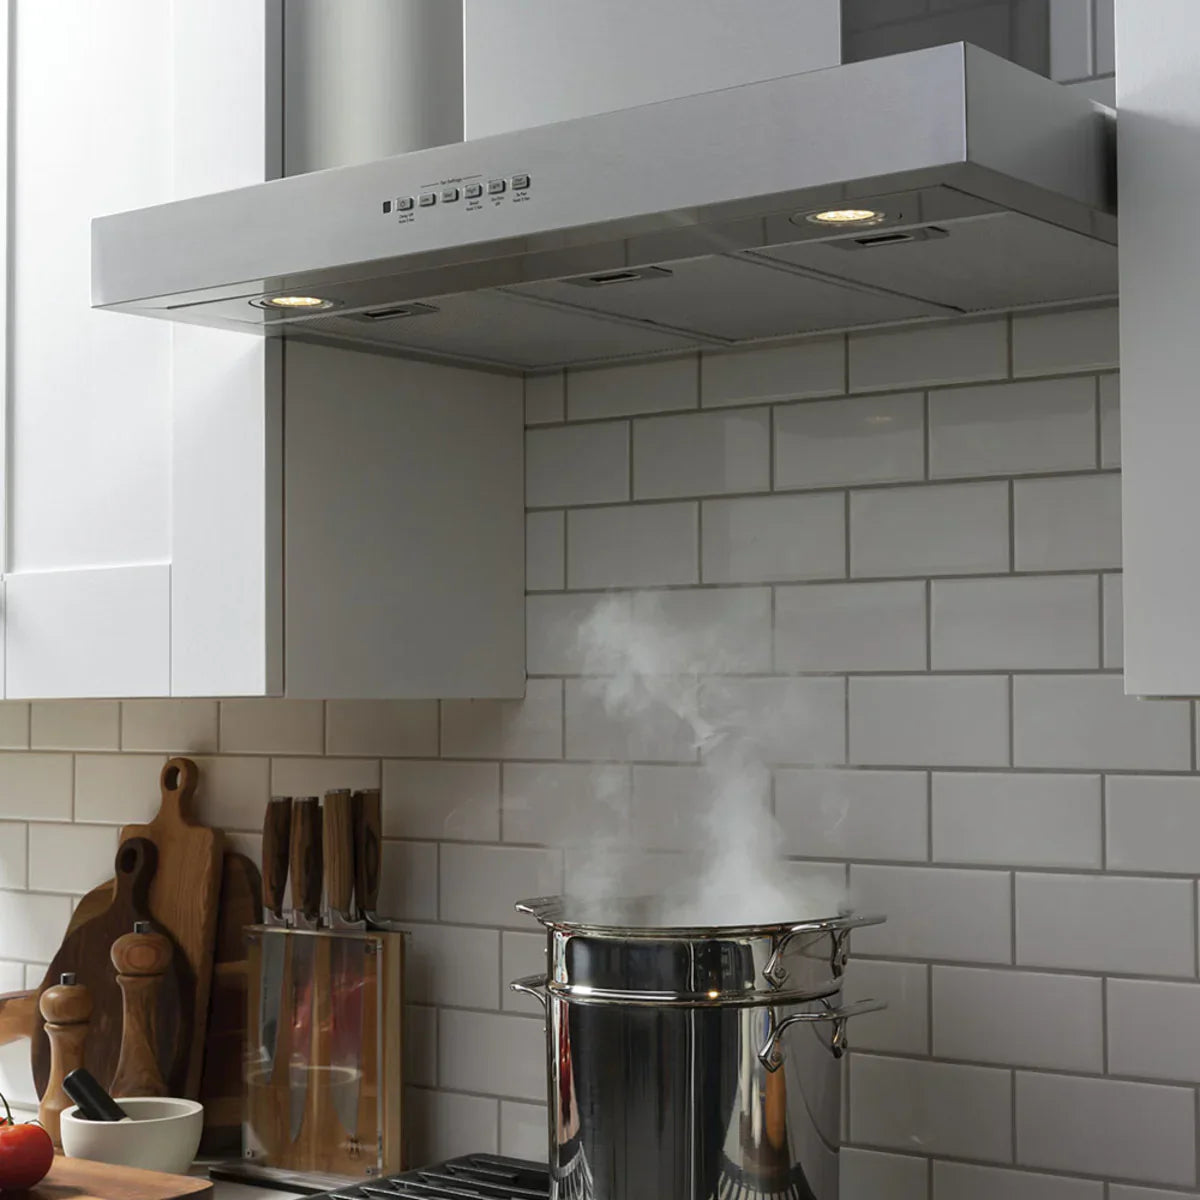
[553,595,848,927]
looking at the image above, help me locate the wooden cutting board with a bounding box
[32,840,190,1099]
[30,1156,211,1200]
[120,759,224,1097]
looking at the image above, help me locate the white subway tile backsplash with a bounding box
[439,1010,546,1102]
[27,823,118,896]
[383,761,500,841]
[0,824,26,890]
[525,511,565,592]
[0,891,71,962]
[701,338,844,408]
[933,966,1103,1072]
[932,772,1101,868]
[269,757,380,797]
[631,764,767,853]
[1107,775,1200,874]
[929,377,1096,479]
[502,762,630,845]
[850,676,1010,768]
[841,1149,927,1200]
[524,372,564,425]
[526,422,629,507]
[527,592,619,675]
[849,318,1007,393]
[377,841,439,922]
[1013,306,1119,377]
[775,581,926,672]
[700,493,845,584]
[400,923,500,1009]
[1014,474,1122,571]
[775,392,924,489]
[564,681,695,762]
[1016,874,1195,977]
[844,959,929,1054]
[1102,572,1123,667]
[1099,374,1120,467]
[121,700,218,754]
[567,502,697,588]
[1108,979,1200,1082]
[933,1161,1102,1200]
[325,701,438,759]
[0,704,29,750]
[1013,675,1191,771]
[0,754,72,821]
[850,1055,1012,1162]
[569,356,696,419]
[74,754,161,824]
[500,1101,547,1162]
[850,481,1010,578]
[1016,1072,1196,1186]
[404,1006,437,1087]
[775,768,928,861]
[632,588,772,673]
[1110,1189,1196,1200]
[31,702,119,751]
[439,844,563,928]
[186,756,270,832]
[501,931,546,1013]
[633,408,770,499]
[441,679,563,761]
[219,700,324,755]
[932,575,1099,670]
[405,1088,498,1163]
[712,676,846,765]
[851,865,1012,963]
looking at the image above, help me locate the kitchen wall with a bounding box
[8,298,1194,1199]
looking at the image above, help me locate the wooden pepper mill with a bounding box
[38,971,92,1147]
[109,920,172,1098]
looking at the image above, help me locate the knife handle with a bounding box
[290,797,323,924]
[323,790,355,921]
[353,789,382,919]
[262,797,292,921]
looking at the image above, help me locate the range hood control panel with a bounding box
[383,174,531,217]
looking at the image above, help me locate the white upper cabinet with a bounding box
[4,0,524,699]
[1116,0,1200,696]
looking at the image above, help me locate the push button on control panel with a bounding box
[442,187,460,203]
[419,192,437,207]
[382,200,392,214]
[512,174,531,190]
[465,183,483,200]
[396,197,414,212]
[487,178,506,195]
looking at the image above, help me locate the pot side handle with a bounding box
[758,997,885,1072]
[509,974,549,1014]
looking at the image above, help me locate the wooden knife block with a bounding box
[244,927,403,1179]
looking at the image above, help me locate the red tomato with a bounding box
[0,1090,54,1191]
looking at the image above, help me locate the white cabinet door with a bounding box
[1116,0,1200,696]
[463,0,842,138]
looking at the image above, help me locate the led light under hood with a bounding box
[802,208,887,227]
[251,295,335,311]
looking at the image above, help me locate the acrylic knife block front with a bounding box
[243,927,404,1179]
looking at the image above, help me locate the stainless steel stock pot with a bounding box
[512,896,885,1200]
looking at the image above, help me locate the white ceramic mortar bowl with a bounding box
[60,1097,204,1175]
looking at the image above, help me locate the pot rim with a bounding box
[514,895,885,939]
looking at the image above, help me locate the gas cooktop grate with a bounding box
[320,1156,550,1200]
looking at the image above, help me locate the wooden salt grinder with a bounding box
[109,921,172,1098]
[39,972,92,1146]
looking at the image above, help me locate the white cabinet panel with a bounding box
[463,0,842,138]
[6,565,170,698]
[9,1,172,572]
[1116,0,1200,695]
[283,343,524,699]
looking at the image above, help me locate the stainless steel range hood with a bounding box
[91,43,1116,373]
